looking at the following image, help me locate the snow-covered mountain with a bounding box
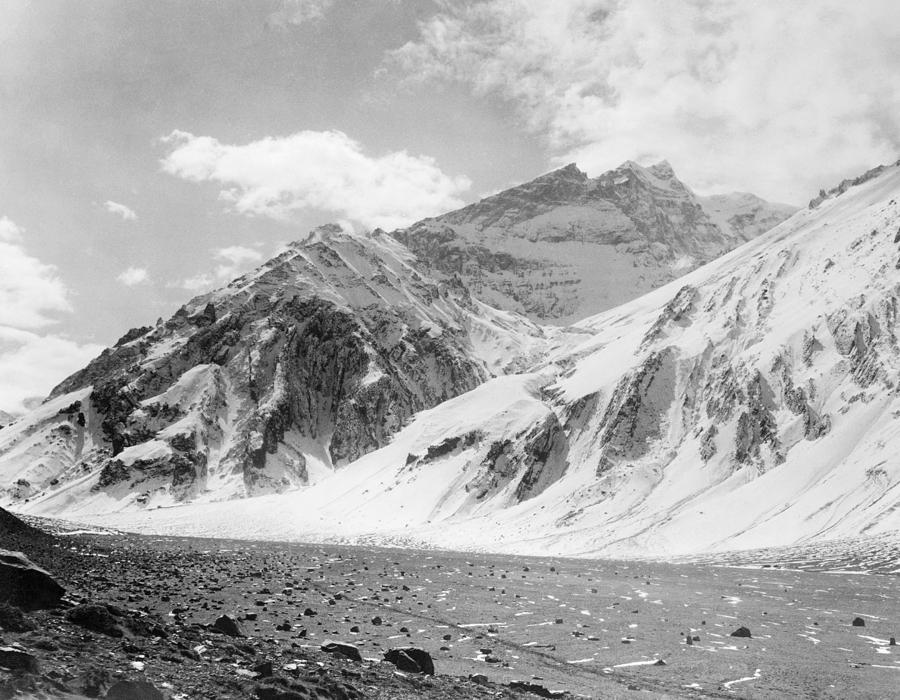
[394,161,796,324]
[0,225,556,509]
[11,160,900,560]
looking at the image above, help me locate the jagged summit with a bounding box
[394,158,795,323]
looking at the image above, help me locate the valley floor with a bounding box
[2,519,898,699]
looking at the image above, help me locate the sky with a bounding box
[1,0,899,413]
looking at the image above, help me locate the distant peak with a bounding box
[648,160,675,177]
[541,162,587,182]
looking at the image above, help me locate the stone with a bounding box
[0,646,38,673]
[67,604,123,637]
[105,680,165,700]
[507,681,566,698]
[730,626,752,638]
[212,614,245,637]
[320,640,362,662]
[0,549,65,610]
[383,647,435,675]
[852,617,866,627]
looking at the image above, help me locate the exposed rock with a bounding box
[105,679,165,700]
[507,680,567,698]
[383,647,435,675]
[0,646,39,673]
[730,626,752,638]
[211,614,244,637]
[0,549,65,610]
[67,604,123,637]
[851,617,866,627]
[320,640,362,662]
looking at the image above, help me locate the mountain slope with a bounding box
[393,161,796,324]
[33,161,900,559]
[0,226,555,509]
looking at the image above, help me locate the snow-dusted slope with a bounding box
[698,191,798,242]
[394,161,795,324]
[20,161,900,559]
[0,226,558,509]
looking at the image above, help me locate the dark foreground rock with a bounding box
[0,549,65,610]
[320,641,362,662]
[384,647,435,675]
[0,646,39,673]
[105,679,165,699]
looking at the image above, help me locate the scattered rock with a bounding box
[0,549,65,610]
[212,614,245,637]
[730,626,752,638]
[384,647,435,675]
[321,640,362,662]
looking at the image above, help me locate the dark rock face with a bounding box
[383,647,435,675]
[9,228,506,508]
[0,549,65,610]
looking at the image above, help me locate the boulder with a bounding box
[320,641,362,662]
[730,626,752,638]
[0,646,39,673]
[507,681,566,698]
[67,604,123,637]
[851,617,866,627]
[0,549,65,610]
[383,647,434,675]
[105,680,165,700]
[212,614,245,637]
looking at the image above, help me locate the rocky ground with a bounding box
[1,516,898,699]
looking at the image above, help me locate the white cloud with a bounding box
[0,216,103,413]
[0,326,103,414]
[266,0,335,28]
[104,200,137,221]
[391,0,900,202]
[160,129,471,230]
[179,245,264,292]
[117,266,150,286]
[0,216,71,329]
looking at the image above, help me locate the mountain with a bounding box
[393,160,796,324]
[0,226,556,509]
[697,191,798,241]
[21,160,900,560]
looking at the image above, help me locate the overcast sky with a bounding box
[1,0,899,412]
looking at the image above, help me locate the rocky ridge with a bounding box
[0,227,555,510]
[393,161,796,323]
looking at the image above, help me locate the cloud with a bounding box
[0,216,103,413]
[0,216,71,329]
[160,129,471,230]
[0,326,103,414]
[266,0,335,28]
[116,266,150,286]
[179,245,264,292]
[390,0,900,202]
[104,200,137,221]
